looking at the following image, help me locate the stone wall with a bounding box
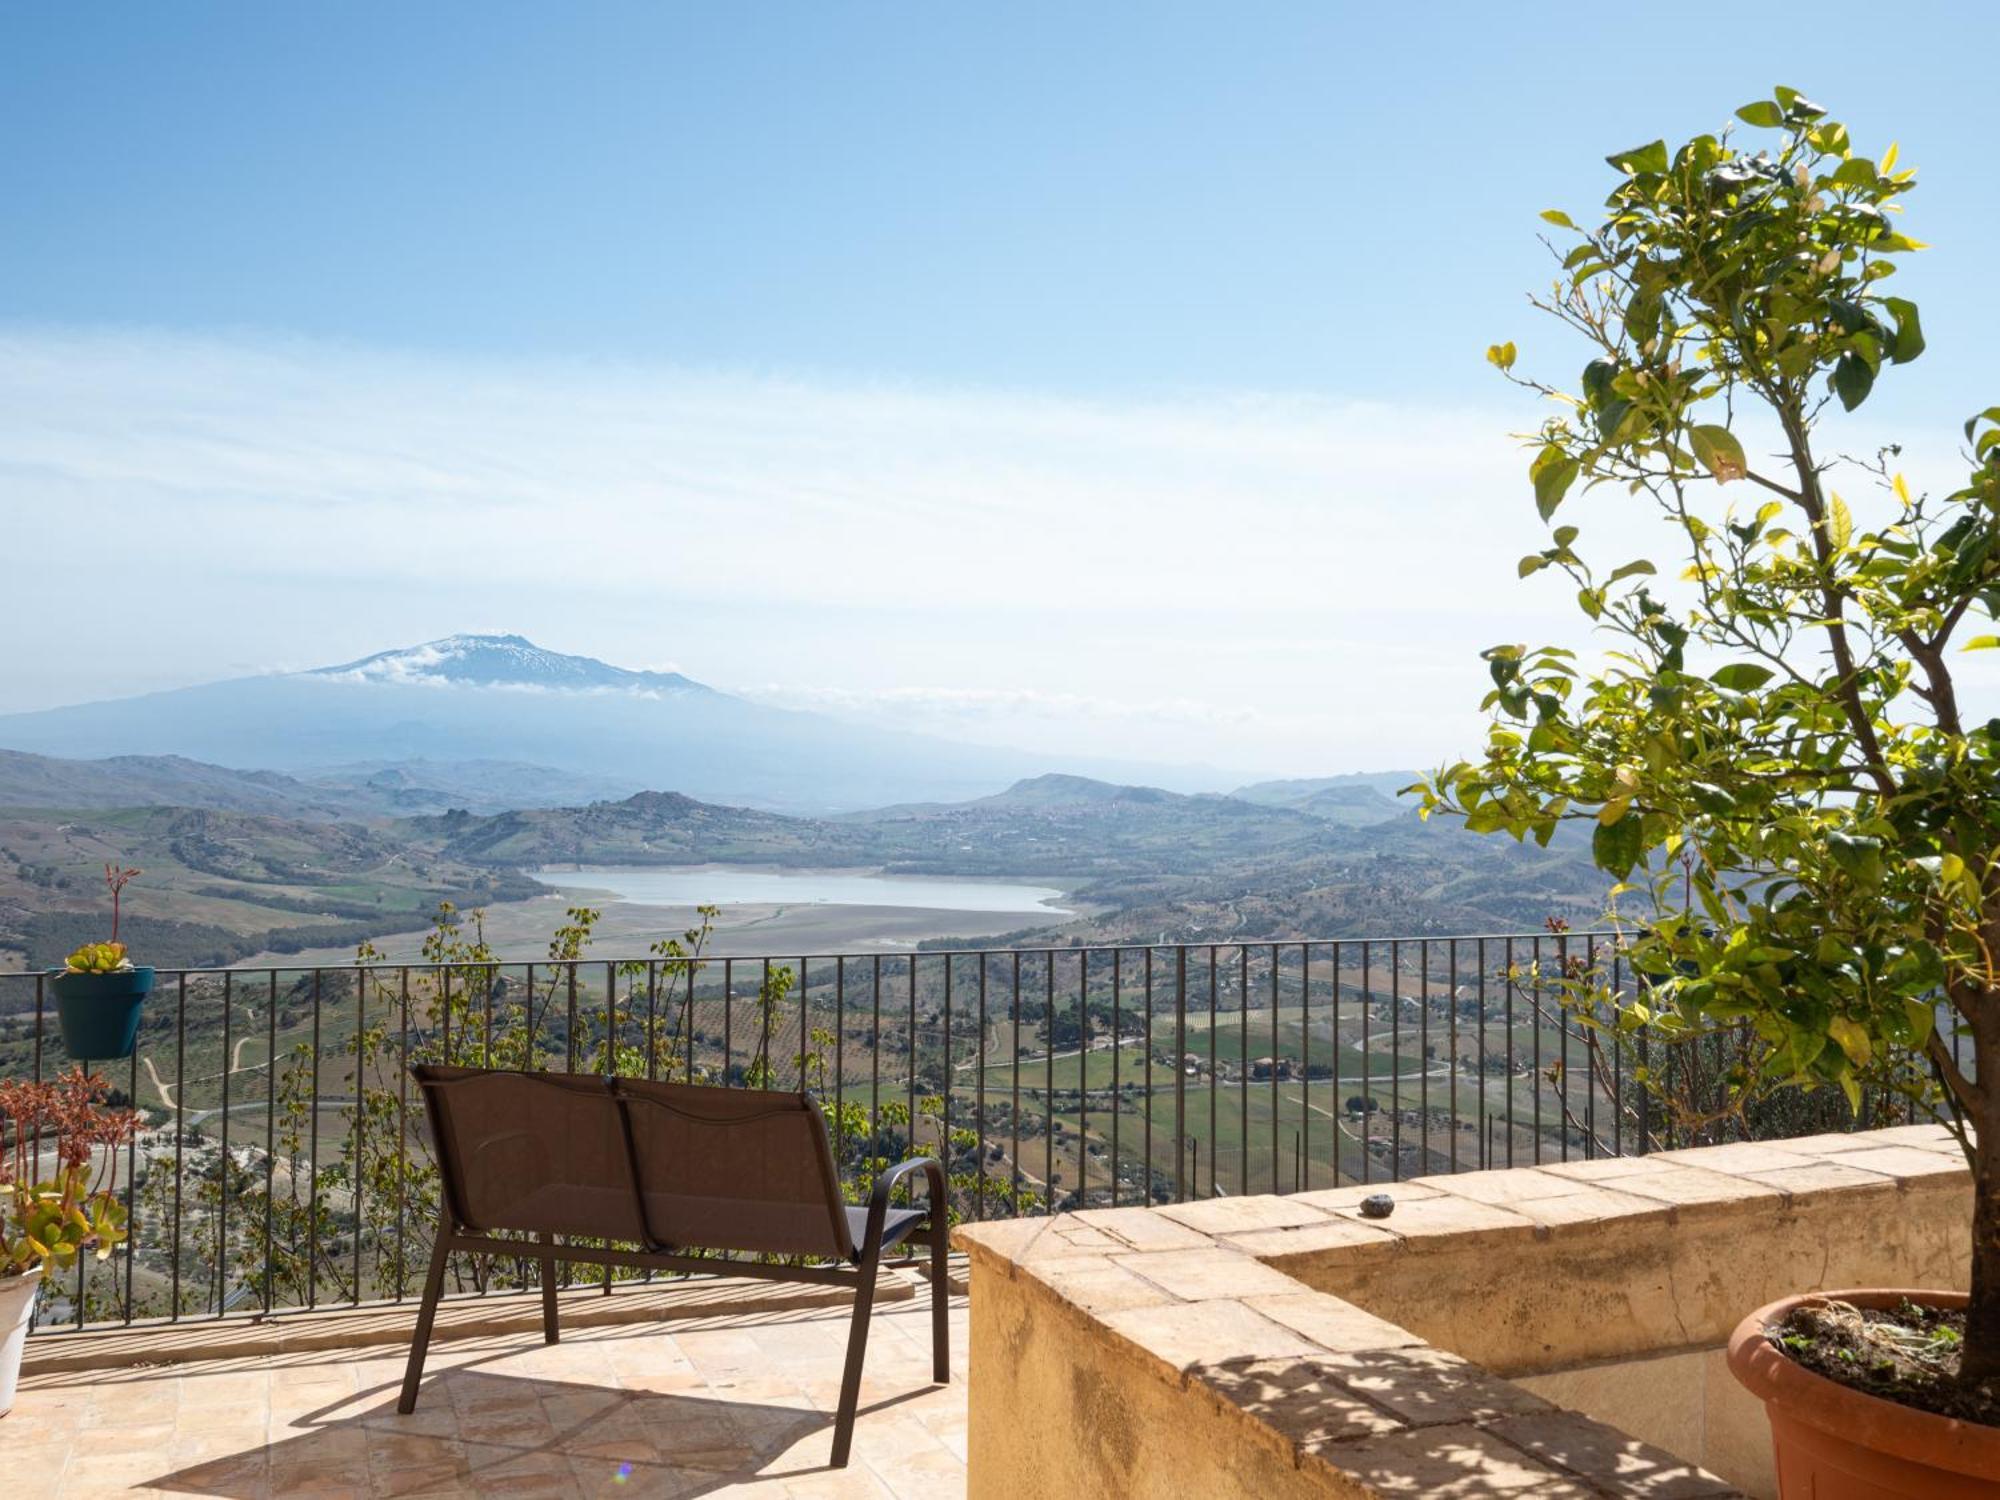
[956,1123,1971,1499]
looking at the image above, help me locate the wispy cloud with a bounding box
[15,324,1971,774]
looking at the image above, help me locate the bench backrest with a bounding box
[414,1065,855,1260]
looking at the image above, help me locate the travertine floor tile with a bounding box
[10,1297,969,1499]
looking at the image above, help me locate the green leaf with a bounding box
[1962,636,2000,652]
[1539,209,1576,229]
[1826,1015,1873,1067]
[1607,559,1656,583]
[1689,425,1748,483]
[1828,492,1853,550]
[1774,87,1826,121]
[1831,157,1878,189]
[1606,140,1669,176]
[1518,554,1549,578]
[1833,353,1875,411]
[1882,297,1925,364]
[1592,813,1644,878]
[1734,100,1784,128]
[1487,341,1518,371]
[1827,830,1885,888]
[1533,454,1580,521]
[1710,663,1775,691]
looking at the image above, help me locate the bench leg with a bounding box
[930,1213,950,1384]
[397,1231,452,1414]
[538,1232,560,1344]
[830,1259,880,1468]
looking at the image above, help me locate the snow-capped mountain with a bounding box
[310,634,710,696]
[0,635,1220,813]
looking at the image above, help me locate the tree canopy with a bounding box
[1419,88,2000,1385]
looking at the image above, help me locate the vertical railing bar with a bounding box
[29,974,46,1325]
[1419,940,1431,1176]
[1532,935,1544,1164]
[1608,943,1624,1156]
[1238,945,1249,1195]
[646,959,660,1081]
[1074,948,1094,1207]
[684,953,699,1086]
[1476,941,1488,1170]
[1045,954,1055,1213]
[1389,939,1401,1180]
[1329,941,1341,1186]
[1173,945,1187,1204]
[1269,945,1279,1194]
[396,967,409,1302]
[566,964,579,1075]
[1207,946,1217,1197]
[353,965,365,1306]
[1010,952,1022,1215]
[798,957,810,1092]
[1143,946,1153,1206]
[164,970,188,1320]
[1557,931,1572,1162]
[1300,942,1310,1191]
[264,970,277,1315]
[124,1022,138,1324]
[835,956,846,1166]
[976,955,987,1220]
[871,957,881,1146]
[908,955,919,1187]
[759,957,772,1087]
[606,958,619,1298]
[307,966,321,1310]
[942,957,953,1194]
[723,958,733,1084]
[1110,947,1120,1208]
[1504,937,1517,1169]
[1360,942,1372,1185]
[219,971,233,1317]
[1448,941,1460,1175]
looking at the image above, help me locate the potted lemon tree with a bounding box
[50,865,152,1061]
[0,1068,135,1414]
[1420,91,1999,1493]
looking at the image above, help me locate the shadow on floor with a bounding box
[148,1360,933,1499]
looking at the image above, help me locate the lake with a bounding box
[542,865,1074,916]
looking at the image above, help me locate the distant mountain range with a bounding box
[0,634,1234,813]
[0,748,634,819]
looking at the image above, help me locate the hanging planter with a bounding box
[47,864,149,1061]
[51,965,154,1061]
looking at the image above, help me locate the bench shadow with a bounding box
[146,1360,937,1499]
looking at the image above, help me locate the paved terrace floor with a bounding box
[10,1295,969,1499]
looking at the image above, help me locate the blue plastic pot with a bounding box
[50,967,154,1061]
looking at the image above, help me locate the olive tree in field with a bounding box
[1419,88,2000,1388]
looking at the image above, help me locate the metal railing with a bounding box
[0,930,1883,1334]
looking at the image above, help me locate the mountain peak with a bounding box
[304,634,710,696]
[983,773,1176,807]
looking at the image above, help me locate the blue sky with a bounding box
[5,5,1997,775]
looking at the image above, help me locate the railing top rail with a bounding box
[0,929,1626,977]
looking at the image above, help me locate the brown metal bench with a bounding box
[396,1064,948,1466]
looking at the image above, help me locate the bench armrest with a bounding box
[859,1156,945,1259]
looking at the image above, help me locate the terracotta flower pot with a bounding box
[1727,1288,2000,1498]
[0,1267,39,1417]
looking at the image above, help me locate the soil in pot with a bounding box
[1773,1298,2000,1428]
